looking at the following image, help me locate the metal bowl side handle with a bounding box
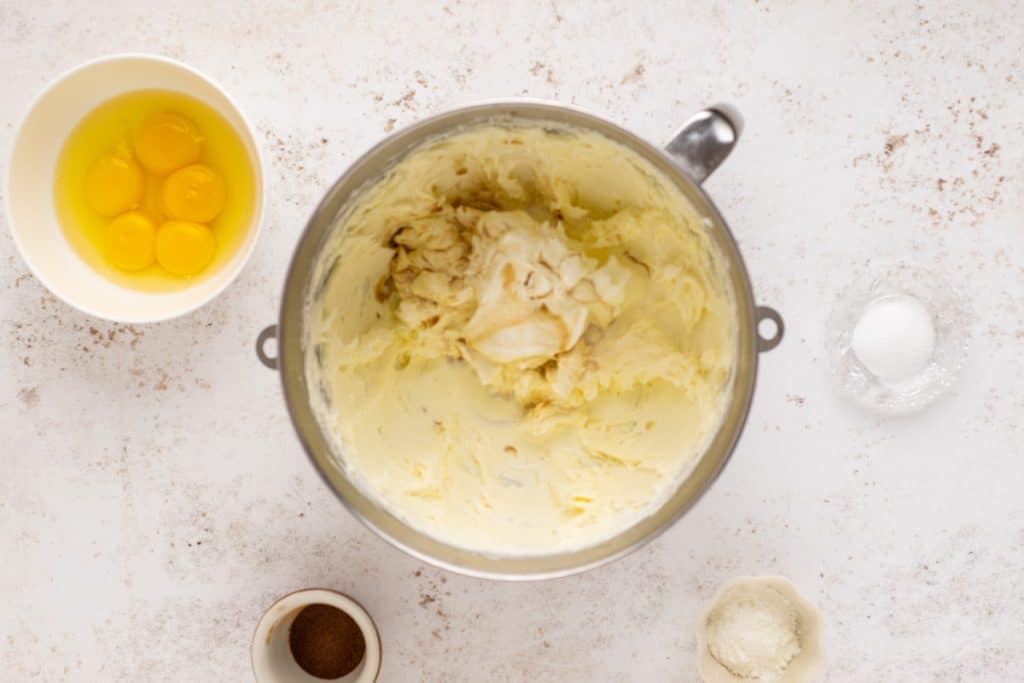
[256,324,279,370]
[755,306,784,352]
[664,106,781,352]
[664,105,743,184]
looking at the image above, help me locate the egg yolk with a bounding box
[84,154,144,216]
[106,212,157,271]
[161,164,226,222]
[134,112,202,175]
[156,220,216,277]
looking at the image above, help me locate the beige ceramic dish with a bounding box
[251,588,382,683]
[696,576,826,683]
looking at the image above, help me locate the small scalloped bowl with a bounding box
[252,588,382,683]
[4,54,265,323]
[696,576,825,683]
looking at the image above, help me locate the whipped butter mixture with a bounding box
[306,123,737,555]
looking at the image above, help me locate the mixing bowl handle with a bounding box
[755,306,784,352]
[256,324,279,370]
[664,105,743,184]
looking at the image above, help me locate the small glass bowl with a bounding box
[826,262,970,413]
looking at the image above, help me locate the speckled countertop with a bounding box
[2,2,1023,681]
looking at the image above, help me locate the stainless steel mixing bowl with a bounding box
[256,101,783,580]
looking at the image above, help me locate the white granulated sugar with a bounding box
[850,294,936,382]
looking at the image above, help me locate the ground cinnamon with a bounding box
[289,603,366,679]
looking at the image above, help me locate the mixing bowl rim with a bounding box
[274,98,760,580]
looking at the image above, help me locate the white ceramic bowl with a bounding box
[4,53,265,323]
[252,589,382,683]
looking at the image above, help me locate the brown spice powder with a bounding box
[289,603,366,679]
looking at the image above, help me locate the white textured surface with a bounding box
[1,1,1022,680]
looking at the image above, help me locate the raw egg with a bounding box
[84,152,144,216]
[106,211,157,271]
[156,220,216,277]
[54,89,256,292]
[134,112,203,175]
[162,164,226,222]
